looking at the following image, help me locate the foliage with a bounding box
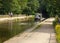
[0,0,39,15]
[0,0,28,14]
[53,15,59,27]
[22,0,39,15]
[18,0,28,10]
[55,24,60,43]
[53,15,60,43]
[38,0,60,17]
[10,0,21,14]
[0,0,60,16]
[0,0,2,7]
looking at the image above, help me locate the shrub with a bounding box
[53,21,57,27]
[55,24,60,43]
[53,15,60,43]
[53,15,59,27]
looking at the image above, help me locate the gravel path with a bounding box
[4,18,57,43]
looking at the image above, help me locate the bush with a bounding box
[53,15,60,43]
[55,24,60,43]
[53,21,57,27]
[53,15,59,27]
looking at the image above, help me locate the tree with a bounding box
[0,0,13,14]
[1,0,21,14]
[0,0,4,14]
[28,0,39,12]
[0,0,40,15]
[0,0,2,8]
[18,0,28,10]
[10,0,21,14]
[38,0,60,17]
[22,0,39,15]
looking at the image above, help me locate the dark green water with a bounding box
[0,18,34,43]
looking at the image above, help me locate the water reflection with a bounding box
[0,19,34,42]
